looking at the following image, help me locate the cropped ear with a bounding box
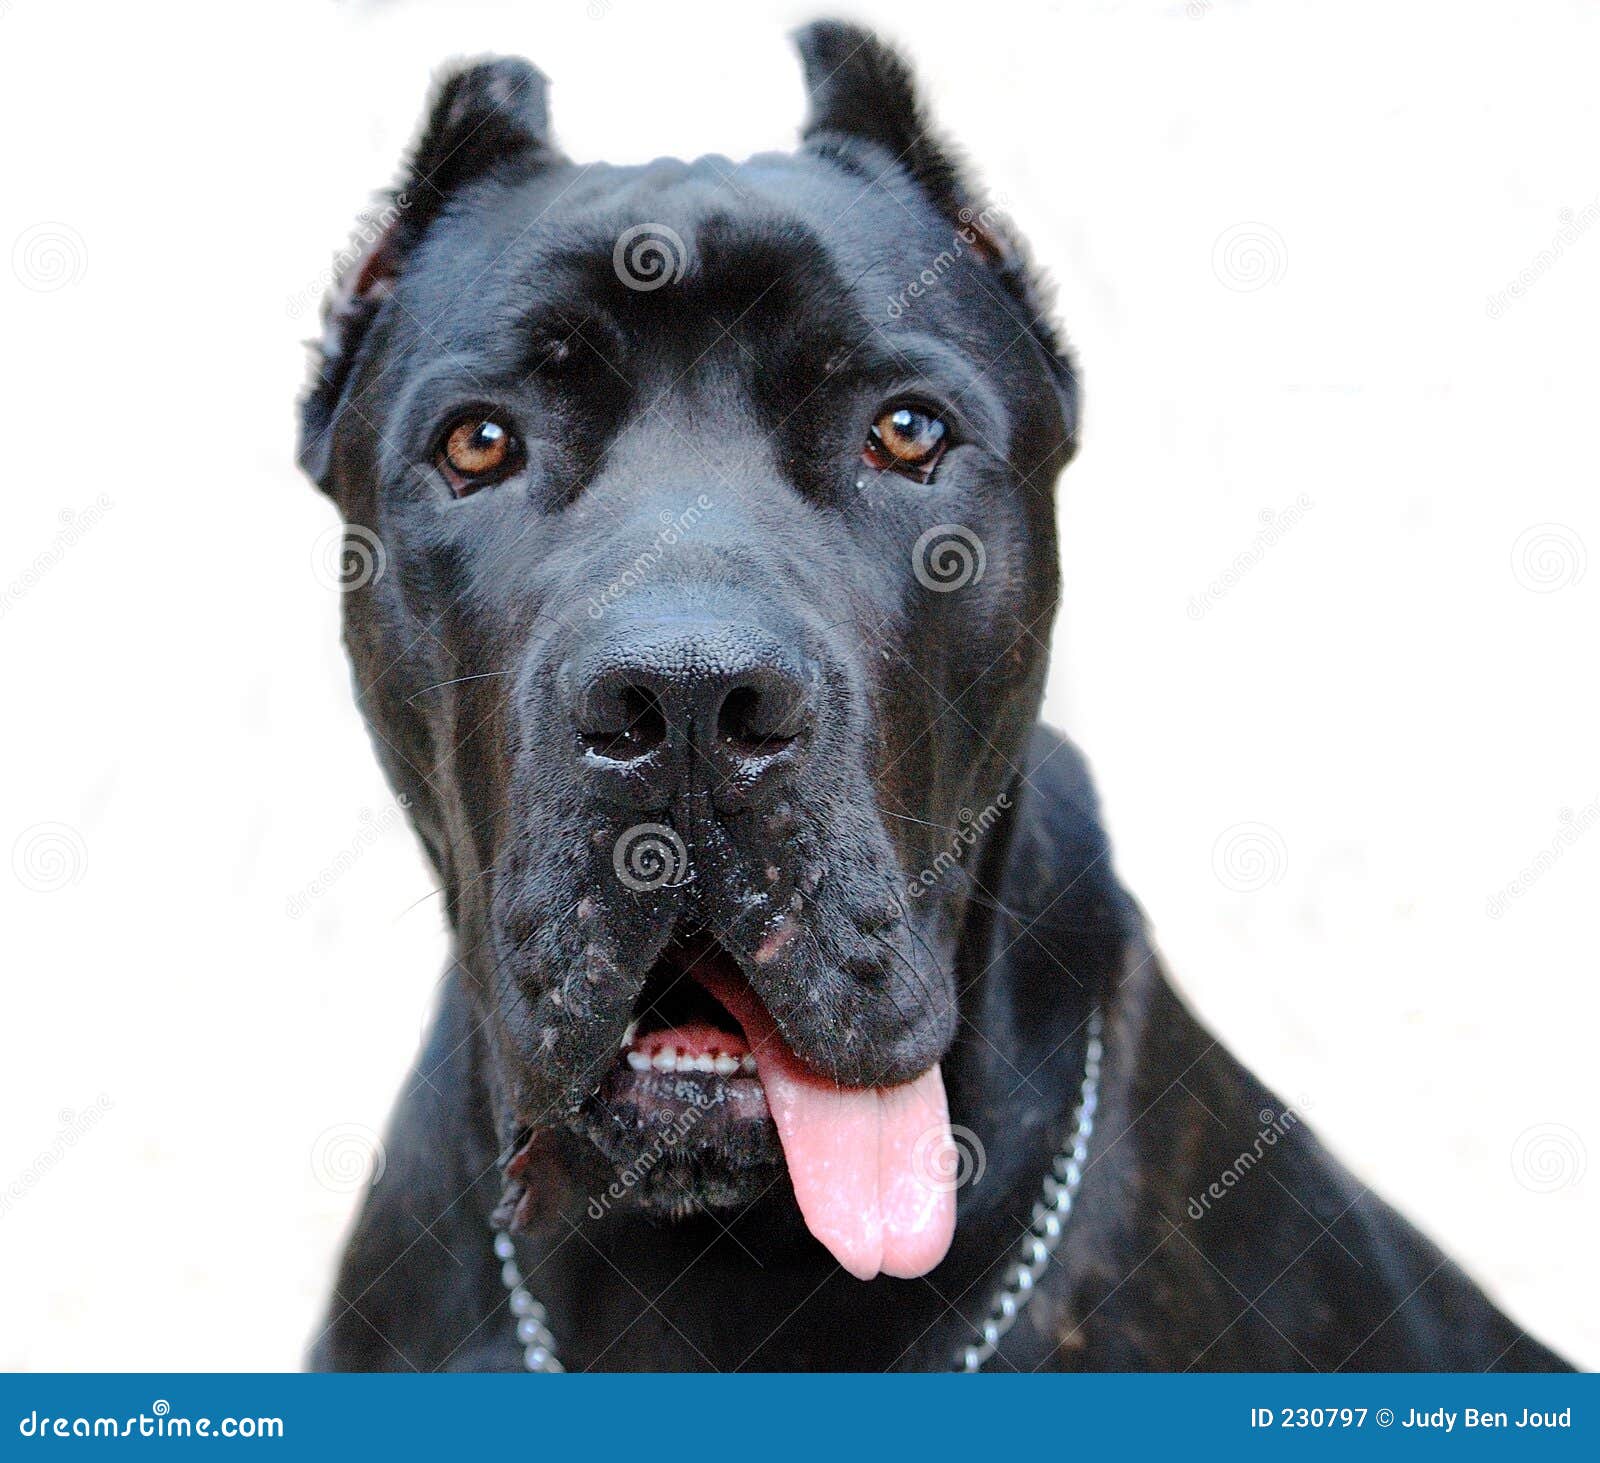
[792,20,1078,457]
[298,57,562,488]
[792,19,1008,263]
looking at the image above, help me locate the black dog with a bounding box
[297,21,1570,1371]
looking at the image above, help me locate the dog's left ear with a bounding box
[298,57,563,489]
[793,20,1077,454]
[793,20,1007,262]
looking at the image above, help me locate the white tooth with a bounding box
[739,1054,757,1075]
[690,1053,715,1073]
[712,1054,738,1077]
[620,1020,638,1050]
[651,1048,677,1072]
[626,1050,651,1072]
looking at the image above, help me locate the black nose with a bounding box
[569,619,816,799]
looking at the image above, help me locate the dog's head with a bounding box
[299,21,1076,1279]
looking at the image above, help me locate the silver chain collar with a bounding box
[493,1006,1104,1374]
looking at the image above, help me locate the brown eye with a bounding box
[864,404,948,482]
[437,413,522,495]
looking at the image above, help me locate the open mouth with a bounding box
[586,932,959,1281]
[620,941,761,1079]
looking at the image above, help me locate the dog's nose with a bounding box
[569,619,815,798]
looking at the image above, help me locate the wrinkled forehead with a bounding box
[397,152,999,366]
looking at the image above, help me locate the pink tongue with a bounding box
[700,972,957,1280]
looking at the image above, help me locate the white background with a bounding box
[1,0,1594,1369]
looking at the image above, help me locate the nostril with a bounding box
[716,681,806,758]
[582,682,667,761]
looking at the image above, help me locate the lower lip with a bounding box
[602,1042,771,1123]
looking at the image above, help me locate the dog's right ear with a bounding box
[298,57,561,488]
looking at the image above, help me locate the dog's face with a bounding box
[300,22,1075,1279]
